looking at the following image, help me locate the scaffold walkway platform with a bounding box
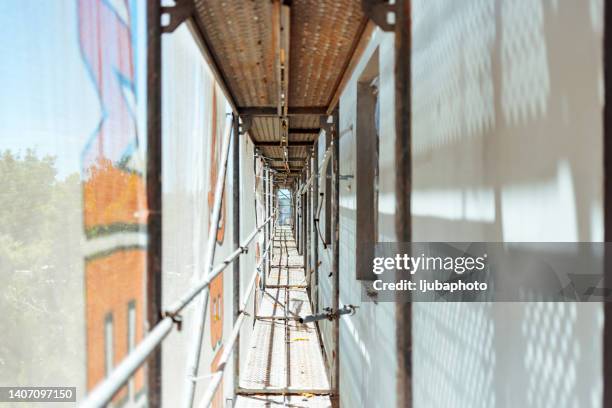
[236,226,331,407]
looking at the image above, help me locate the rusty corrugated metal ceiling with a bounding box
[192,0,367,174]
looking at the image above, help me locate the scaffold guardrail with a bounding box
[80,114,277,408]
[78,214,275,408]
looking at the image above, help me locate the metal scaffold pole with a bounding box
[232,114,241,394]
[79,216,274,408]
[311,147,319,310]
[146,1,162,406]
[331,109,340,405]
[264,165,269,290]
[394,1,413,407]
[304,163,310,292]
[605,0,612,407]
[183,115,233,408]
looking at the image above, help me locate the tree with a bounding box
[0,149,84,386]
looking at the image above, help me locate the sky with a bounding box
[0,1,147,179]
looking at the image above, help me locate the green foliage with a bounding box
[0,149,83,386]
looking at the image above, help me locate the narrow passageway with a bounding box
[236,226,331,407]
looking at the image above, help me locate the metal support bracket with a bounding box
[164,311,184,331]
[298,305,358,324]
[361,0,396,32]
[240,115,252,135]
[161,0,194,34]
[319,115,334,135]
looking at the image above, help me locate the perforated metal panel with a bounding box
[237,227,331,407]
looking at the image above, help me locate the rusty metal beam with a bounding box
[269,161,306,167]
[264,154,305,160]
[311,147,319,312]
[395,0,412,407]
[361,0,395,32]
[161,0,194,34]
[255,141,313,147]
[330,109,340,405]
[238,106,327,116]
[271,167,302,173]
[146,2,163,406]
[279,3,291,117]
[265,154,306,160]
[289,128,320,134]
[231,114,241,395]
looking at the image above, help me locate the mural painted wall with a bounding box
[0,0,148,405]
[332,28,398,408]
[160,22,244,407]
[237,131,261,385]
[78,1,147,405]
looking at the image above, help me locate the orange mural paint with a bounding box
[207,86,227,244]
[210,347,224,408]
[209,273,224,350]
[85,248,145,402]
[83,159,147,236]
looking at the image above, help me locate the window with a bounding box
[278,189,292,225]
[127,302,136,397]
[104,313,114,377]
[355,50,380,280]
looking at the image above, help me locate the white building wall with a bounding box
[411,1,604,407]
[237,133,259,393]
[161,22,240,406]
[317,130,334,368]
[317,28,398,408]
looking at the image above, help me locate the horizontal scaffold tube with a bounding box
[298,305,356,324]
[79,318,174,408]
[78,215,275,408]
[165,214,274,317]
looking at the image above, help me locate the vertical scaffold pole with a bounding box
[604,1,612,407]
[146,1,162,406]
[232,114,241,395]
[263,166,269,291]
[311,147,319,310]
[331,109,340,405]
[295,185,299,255]
[304,163,310,291]
[395,0,413,406]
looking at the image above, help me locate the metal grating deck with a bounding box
[234,395,332,407]
[237,227,331,407]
